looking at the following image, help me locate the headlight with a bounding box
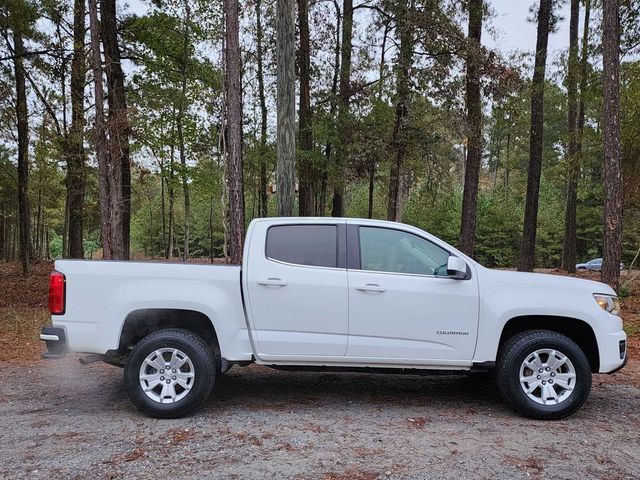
[593,294,621,316]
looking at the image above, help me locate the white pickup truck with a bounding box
[41,217,627,419]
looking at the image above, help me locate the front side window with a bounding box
[266,225,338,268]
[359,227,449,276]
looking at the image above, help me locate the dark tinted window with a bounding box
[266,225,338,267]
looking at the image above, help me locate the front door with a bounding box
[346,225,479,363]
[245,221,349,357]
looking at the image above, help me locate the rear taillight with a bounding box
[49,271,66,315]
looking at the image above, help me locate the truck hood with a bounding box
[477,267,617,297]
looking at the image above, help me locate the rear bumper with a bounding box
[40,326,68,359]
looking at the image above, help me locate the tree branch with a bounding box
[0,49,59,61]
[23,70,63,136]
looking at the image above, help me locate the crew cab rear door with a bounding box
[244,220,348,357]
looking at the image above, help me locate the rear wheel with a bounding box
[496,330,592,420]
[124,329,215,418]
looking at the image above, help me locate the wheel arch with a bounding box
[498,315,600,372]
[118,308,220,359]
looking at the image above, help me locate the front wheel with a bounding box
[496,330,592,420]
[124,329,215,418]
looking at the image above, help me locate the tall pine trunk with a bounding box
[561,0,580,272]
[320,0,341,216]
[100,0,130,259]
[518,0,552,272]
[387,0,413,222]
[255,0,268,217]
[88,0,112,259]
[158,157,167,256]
[276,0,296,216]
[224,0,245,264]
[178,0,191,261]
[577,0,591,150]
[331,0,353,217]
[12,28,30,275]
[459,0,483,256]
[66,0,87,259]
[0,206,5,261]
[368,19,390,219]
[297,0,314,216]
[167,152,175,259]
[601,0,622,289]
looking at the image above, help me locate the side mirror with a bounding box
[447,256,467,280]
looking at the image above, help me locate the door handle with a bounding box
[355,283,386,293]
[257,277,288,287]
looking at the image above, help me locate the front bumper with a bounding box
[608,353,627,374]
[599,330,627,373]
[40,326,68,359]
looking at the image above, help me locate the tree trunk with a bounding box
[377,19,390,101]
[368,162,375,219]
[601,0,622,289]
[88,0,112,259]
[387,0,413,222]
[0,206,5,261]
[459,0,483,256]
[561,0,580,273]
[321,0,341,216]
[366,19,390,219]
[65,0,87,259]
[504,131,511,192]
[577,0,591,170]
[491,135,501,193]
[62,194,69,257]
[517,0,552,272]
[225,0,246,264]
[276,0,296,216]
[35,165,42,256]
[255,0,268,218]
[166,113,176,259]
[159,158,167,256]
[297,0,314,216]
[178,0,191,261]
[12,27,30,275]
[167,155,175,259]
[100,0,130,259]
[331,0,353,217]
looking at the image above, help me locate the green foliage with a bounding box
[49,234,62,259]
[83,240,100,259]
[475,190,523,267]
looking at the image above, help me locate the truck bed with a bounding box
[52,260,251,358]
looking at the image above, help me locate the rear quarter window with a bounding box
[266,225,338,268]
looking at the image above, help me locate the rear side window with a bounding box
[266,225,338,268]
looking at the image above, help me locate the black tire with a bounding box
[496,330,592,420]
[124,329,215,418]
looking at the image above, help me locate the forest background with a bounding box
[1,0,639,290]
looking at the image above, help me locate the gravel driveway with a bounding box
[2,356,640,479]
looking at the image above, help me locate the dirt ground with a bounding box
[1,261,640,479]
